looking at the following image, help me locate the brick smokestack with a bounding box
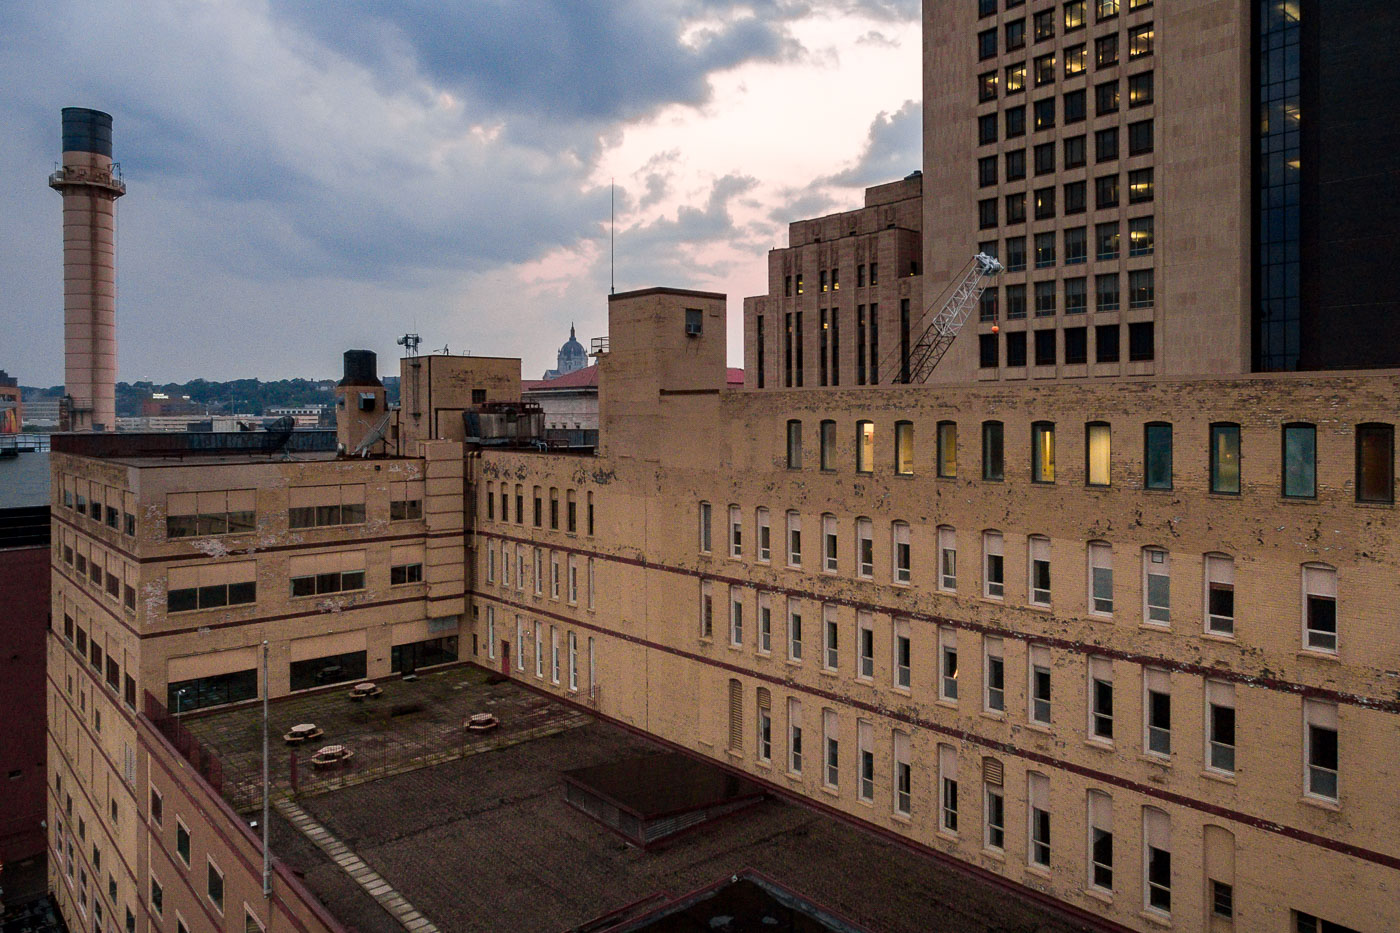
[50,108,125,432]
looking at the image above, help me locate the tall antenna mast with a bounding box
[610,179,615,295]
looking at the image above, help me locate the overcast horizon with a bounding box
[0,1,921,386]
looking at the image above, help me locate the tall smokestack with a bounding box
[50,108,125,432]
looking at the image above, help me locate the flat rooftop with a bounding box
[0,451,49,508]
[186,669,1090,933]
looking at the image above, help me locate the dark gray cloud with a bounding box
[821,98,921,188]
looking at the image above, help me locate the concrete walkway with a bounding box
[275,797,441,933]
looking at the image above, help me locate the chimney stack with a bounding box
[50,108,125,432]
[336,350,388,454]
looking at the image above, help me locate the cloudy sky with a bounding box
[0,1,920,385]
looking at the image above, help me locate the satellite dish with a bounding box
[397,333,421,357]
[263,416,296,459]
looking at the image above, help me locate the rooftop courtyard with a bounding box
[183,668,1092,933]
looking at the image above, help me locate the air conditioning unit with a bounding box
[685,321,702,337]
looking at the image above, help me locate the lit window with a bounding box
[1128,22,1154,59]
[895,420,914,475]
[1032,422,1056,483]
[937,421,957,477]
[1128,167,1154,202]
[856,421,874,473]
[1128,216,1154,256]
[1128,71,1153,106]
[1210,423,1241,494]
[1005,62,1026,93]
[1086,422,1111,486]
[1064,0,1086,31]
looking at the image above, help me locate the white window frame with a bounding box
[758,592,772,654]
[788,598,804,661]
[1028,535,1052,606]
[823,604,839,672]
[533,547,544,596]
[699,579,714,639]
[857,611,874,681]
[823,513,840,573]
[1088,542,1113,615]
[1205,680,1235,774]
[938,526,957,592]
[550,625,560,684]
[1028,772,1051,868]
[1142,547,1170,626]
[729,504,743,558]
[567,632,578,691]
[516,617,526,671]
[856,517,873,578]
[893,731,912,816]
[486,607,496,660]
[788,698,803,774]
[1302,563,1338,654]
[1145,668,1172,758]
[729,585,744,647]
[1087,790,1114,893]
[786,511,802,567]
[1143,807,1172,916]
[534,622,544,678]
[1088,656,1113,743]
[892,521,911,584]
[984,637,1005,713]
[1028,644,1052,725]
[857,719,875,801]
[699,501,712,553]
[939,627,959,702]
[756,507,771,562]
[938,744,959,835]
[1204,553,1235,636]
[983,531,1004,599]
[823,709,839,789]
[893,618,911,690]
[1304,699,1339,801]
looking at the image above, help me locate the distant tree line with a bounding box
[21,377,400,417]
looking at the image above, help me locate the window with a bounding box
[1302,564,1337,653]
[1034,9,1055,41]
[1089,658,1114,740]
[1139,422,1174,490]
[1212,881,1234,921]
[978,198,998,229]
[1128,22,1154,59]
[1096,323,1119,362]
[893,619,911,689]
[1096,79,1119,114]
[1084,543,1113,615]
[1095,127,1118,162]
[1355,423,1394,503]
[1005,62,1026,94]
[1028,773,1051,868]
[1034,184,1055,219]
[984,531,1005,598]
[1064,0,1085,30]
[1127,321,1154,361]
[1205,553,1235,635]
[822,605,840,671]
[1065,226,1087,263]
[176,821,191,864]
[1210,423,1241,494]
[1127,119,1153,155]
[856,421,874,473]
[1128,216,1154,256]
[207,860,224,913]
[979,114,998,146]
[1006,283,1026,319]
[1029,644,1052,724]
[700,580,713,639]
[550,488,559,528]
[1144,668,1171,756]
[1096,224,1119,263]
[1128,71,1153,106]
[1006,150,1027,183]
[727,679,743,751]
[786,511,802,566]
[939,745,959,834]
[1128,167,1153,203]
[729,586,744,647]
[1064,88,1086,124]
[934,420,958,477]
[853,613,875,681]
[1143,548,1170,625]
[390,560,423,585]
[823,709,839,788]
[985,774,1006,851]
[851,515,873,574]
[756,508,771,562]
[1065,326,1087,364]
[894,421,914,475]
[788,699,803,773]
[892,522,911,584]
[168,562,257,612]
[728,505,743,557]
[1097,0,1118,15]
[788,598,804,661]
[894,732,912,815]
[1005,191,1025,223]
[1143,808,1171,914]
[1087,790,1114,891]
[566,490,577,533]
[151,877,163,915]
[1304,697,1338,801]
[786,421,802,469]
[812,420,835,471]
[978,27,997,60]
[1086,422,1110,486]
[1035,282,1056,318]
[1096,173,1119,209]
[985,637,1006,712]
[699,501,712,552]
[939,627,959,700]
[288,552,364,599]
[1283,423,1317,498]
[1032,422,1055,482]
[978,72,998,103]
[1034,230,1055,266]
[1006,17,1025,50]
[857,720,876,801]
[568,632,578,690]
[1206,680,1236,773]
[1007,331,1027,367]
[756,688,771,761]
[938,526,957,592]
[982,421,1004,481]
[980,333,999,369]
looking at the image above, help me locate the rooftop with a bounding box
[0,451,50,508]
[183,668,1090,933]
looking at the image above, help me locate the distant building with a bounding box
[541,324,589,380]
[523,365,744,438]
[0,370,20,434]
[19,396,60,429]
[140,393,203,417]
[266,405,327,428]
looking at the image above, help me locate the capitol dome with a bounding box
[542,324,589,380]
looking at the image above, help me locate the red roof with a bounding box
[523,365,745,392]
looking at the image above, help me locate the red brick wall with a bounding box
[0,545,50,862]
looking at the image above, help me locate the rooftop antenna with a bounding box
[610,178,615,296]
[396,333,421,357]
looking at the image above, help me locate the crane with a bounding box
[879,252,1004,385]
